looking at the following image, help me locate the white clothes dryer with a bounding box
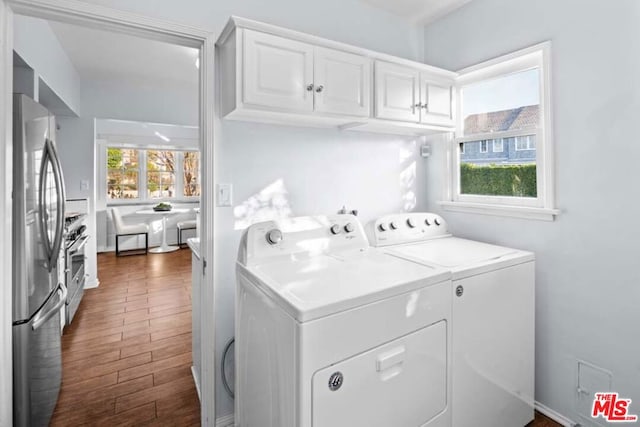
[369,212,535,427]
[236,214,453,427]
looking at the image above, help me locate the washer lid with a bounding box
[389,237,534,278]
[241,248,450,322]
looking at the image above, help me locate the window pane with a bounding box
[459,134,537,198]
[147,151,176,199]
[183,151,200,197]
[107,148,139,199]
[462,68,540,136]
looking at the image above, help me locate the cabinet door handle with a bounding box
[315,85,324,93]
[414,103,423,108]
[422,103,429,110]
[306,84,314,91]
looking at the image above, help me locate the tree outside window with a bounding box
[183,151,200,197]
[147,150,175,199]
[107,148,139,199]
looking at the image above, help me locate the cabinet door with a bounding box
[374,61,420,122]
[243,30,314,112]
[420,75,454,126]
[314,47,371,117]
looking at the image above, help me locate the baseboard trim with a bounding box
[535,401,577,427]
[191,365,201,401]
[84,278,100,289]
[215,413,234,427]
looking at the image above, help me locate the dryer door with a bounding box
[312,320,448,427]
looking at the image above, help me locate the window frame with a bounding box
[515,135,535,151]
[479,140,489,153]
[441,41,557,220]
[102,144,201,205]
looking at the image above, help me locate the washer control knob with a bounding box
[344,223,355,233]
[407,218,417,228]
[378,223,388,232]
[266,229,283,245]
[390,221,398,230]
[434,218,441,226]
[330,224,341,235]
[425,218,431,226]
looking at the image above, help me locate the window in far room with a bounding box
[105,147,200,202]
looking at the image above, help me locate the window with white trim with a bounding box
[515,135,535,151]
[106,147,200,202]
[447,42,554,216]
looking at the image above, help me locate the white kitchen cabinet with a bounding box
[374,61,420,122]
[217,17,456,136]
[314,47,370,117]
[374,61,454,127]
[420,77,454,126]
[243,30,314,113]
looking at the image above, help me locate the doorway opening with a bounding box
[0,2,215,425]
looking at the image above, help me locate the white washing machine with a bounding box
[236,214,453,427]
[369,213,535,427]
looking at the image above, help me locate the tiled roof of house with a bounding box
[464,105,539,134]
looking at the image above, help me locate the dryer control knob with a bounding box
[425,218,431,226]
[434,218,441,226]
[390,221,398,230]
[266,229,283,245]
[344,223,355,233]
[330,224,341,235]
[407,218,417,228]
[378,223,388,232]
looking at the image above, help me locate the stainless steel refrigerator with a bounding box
[12,94,67,426]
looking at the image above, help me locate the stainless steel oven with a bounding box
[64,214,88,324]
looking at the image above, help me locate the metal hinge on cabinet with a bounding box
[202,258,207,276]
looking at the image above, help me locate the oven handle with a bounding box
[68,235,90,256]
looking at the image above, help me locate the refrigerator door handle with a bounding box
[38,140,54,269]
[32,282,67,331]
[48,138,66,269]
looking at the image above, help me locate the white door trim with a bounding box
[1,0,217,424]
[0,2,14,425]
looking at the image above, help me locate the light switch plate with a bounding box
[217,183,233,207]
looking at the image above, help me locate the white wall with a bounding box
[423,0,640,423]
[13,15,81,115]
[82,76,198,126]
[56,117,99,288]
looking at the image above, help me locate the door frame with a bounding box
[0,0,217,425]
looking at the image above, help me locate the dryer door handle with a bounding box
[376,346,405,372]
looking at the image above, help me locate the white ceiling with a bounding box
[48,20,199,88]
[361,0,473,24]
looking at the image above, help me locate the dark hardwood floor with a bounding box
[51,249,200,426]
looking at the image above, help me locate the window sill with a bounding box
[107,199,200,207]
[437,201,560,221]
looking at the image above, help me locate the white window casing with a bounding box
[441,41,559,221]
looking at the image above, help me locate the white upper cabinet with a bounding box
[243,30,314,113]
[374,61,420,122]
[420,76,453,126]
[217,17,456,135]
[314,47,371,117]
[375,61,454,126]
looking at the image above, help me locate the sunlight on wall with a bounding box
[234,179,293,230]
[400,139,418,212]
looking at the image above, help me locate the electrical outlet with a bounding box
[217,183,233,207]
